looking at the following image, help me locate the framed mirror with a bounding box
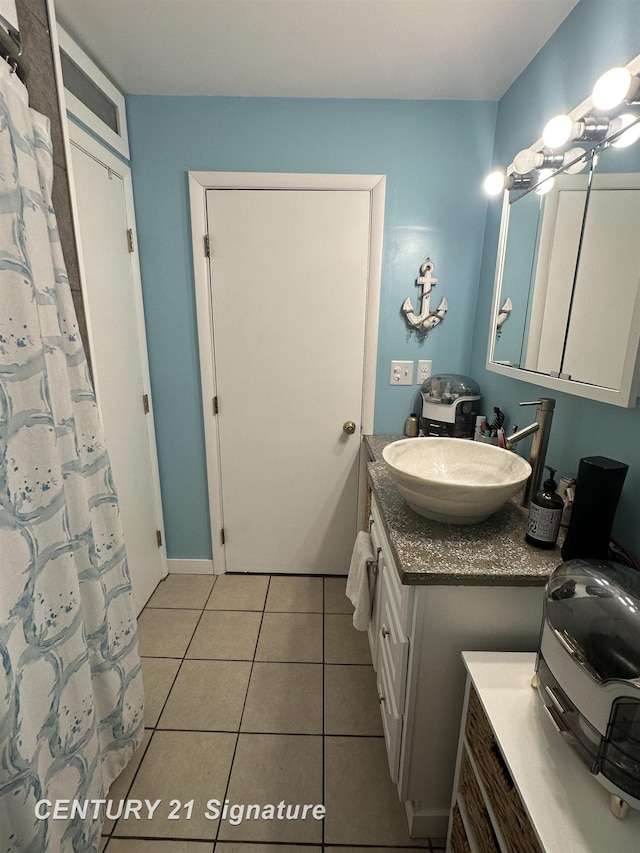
[487,118,640,407]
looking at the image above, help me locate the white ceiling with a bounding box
[54,0,579,100]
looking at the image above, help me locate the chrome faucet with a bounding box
[506,398,556,507]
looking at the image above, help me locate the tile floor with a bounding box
[101,574,446,852]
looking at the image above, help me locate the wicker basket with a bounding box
[450,802,472,853]
[460,748,501,852]
[465,685,542,853]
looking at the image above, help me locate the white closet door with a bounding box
[69,128,166,612]
[206,188,371,574]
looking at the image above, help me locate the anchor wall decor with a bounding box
[496,297,513,336]
[402,258,448,337]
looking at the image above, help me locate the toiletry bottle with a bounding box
[525,466,564,549]
[558,472,576,528]
[405,413,419,437]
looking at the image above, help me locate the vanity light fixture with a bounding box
[592,67,640,111]
[610,113,640,149]
[484,170,507,195]
[542,114,611,149]
[485,59,640,203]
[483,170,534,196]
[513,147,564,175]
[563,147,589,174]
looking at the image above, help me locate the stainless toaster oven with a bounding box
[535,558,640,819]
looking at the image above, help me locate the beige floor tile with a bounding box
[323,577,352,614]
[241,662,322,734]
[216,845,319,852]
[218,734,323,843]
[265,576,323,613]
[159,660,251,731]
[324,664,383,736]
[136,608,200,658]
[115,730,236,839]
[255,612,323,663]
[324,613,371,664]
[146,573,215,609]
[324,737,429,847]
[141,657,180,726]
[327,848,432,852]
[206,574,269,611]
[106,841,213,852]
[103,729,153,833]
[186,610,262,660]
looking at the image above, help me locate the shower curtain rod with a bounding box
[0,13,28,84]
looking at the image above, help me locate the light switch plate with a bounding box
[390,360,414,385]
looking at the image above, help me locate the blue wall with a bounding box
[127,96,496,559]
[470,0,640,556]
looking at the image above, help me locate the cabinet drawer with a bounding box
[377,651,403,783]
[465,686,542,853]
[459,748,500,853]
[370,496,412,631]
[450,802,472,853]
[379,569,409,711]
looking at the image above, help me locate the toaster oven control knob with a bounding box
[343,421,356,435]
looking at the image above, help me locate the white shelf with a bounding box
[461,651,640,852]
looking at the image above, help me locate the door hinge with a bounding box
[143,393,150,414]
[127,228,135,253]
[156,529,163,547]
[220,528,226,545]
[205,234,211,257]
[213,396,219,415]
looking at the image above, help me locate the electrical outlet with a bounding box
[417,360,432,385]
[390,360,414,385]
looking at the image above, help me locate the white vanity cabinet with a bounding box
[369,500,411,783]
[368,494,547,838]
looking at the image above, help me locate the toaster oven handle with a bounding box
[554,628,579,657]
[541,701,566,734]
[545,684,571,716]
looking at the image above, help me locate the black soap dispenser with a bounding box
[526,466,564,549]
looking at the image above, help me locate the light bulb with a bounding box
[513,149,541,174]
[563,147,588,174]
[484,170,505,196]
[611,113,640,149]
[535,170,555,195]
[592,67,639,111]
[543,114,575,149]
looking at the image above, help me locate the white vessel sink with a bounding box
[382,437,532,525]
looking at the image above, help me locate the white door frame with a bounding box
[67,122,168,587]
[189,171,385,574]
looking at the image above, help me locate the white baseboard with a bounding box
[167,558,215,575]
[404,799,449,839]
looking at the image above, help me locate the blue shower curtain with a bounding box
[0,61,144,851]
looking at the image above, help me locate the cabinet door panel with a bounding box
[377,645,403,784]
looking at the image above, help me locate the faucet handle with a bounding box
[519,397,556,411]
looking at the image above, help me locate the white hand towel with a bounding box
[347,530,375,631]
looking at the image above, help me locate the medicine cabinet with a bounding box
[487,70,640,407]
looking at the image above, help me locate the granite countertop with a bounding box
[364,435,562,587]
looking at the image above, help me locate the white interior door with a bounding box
[206,188,372,574]
[69,127,166,612]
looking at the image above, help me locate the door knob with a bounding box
[343,421,356,435]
